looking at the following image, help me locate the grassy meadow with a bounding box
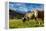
[9,19,44,29]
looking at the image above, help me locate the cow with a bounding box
[22,10,44,25]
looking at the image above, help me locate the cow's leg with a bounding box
[35,17,37,21]
[35,17,40,24]
[27,17,29,21]
[35,17,41,25]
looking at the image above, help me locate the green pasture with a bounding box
[9,19,44,29]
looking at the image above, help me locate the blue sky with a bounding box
[9,2,44,14]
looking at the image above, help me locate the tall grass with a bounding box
[9,19,44,28]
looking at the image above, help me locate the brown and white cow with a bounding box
[22,9,44,24]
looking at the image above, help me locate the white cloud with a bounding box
[17,6,28,12]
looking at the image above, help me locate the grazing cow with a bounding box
[22,10,44,23]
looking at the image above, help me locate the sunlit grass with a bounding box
[9,19,44,29]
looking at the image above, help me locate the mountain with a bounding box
[9,9,25,19]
